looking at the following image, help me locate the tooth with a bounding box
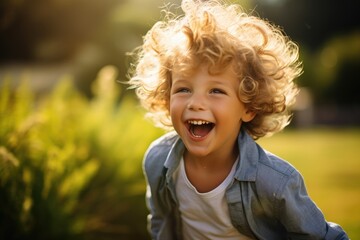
[188,120,211,125]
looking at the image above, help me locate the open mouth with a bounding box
[187,120,215,138]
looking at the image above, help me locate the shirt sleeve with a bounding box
[145,184,163,240]
[143,143,165,240]
[275,170,349,240]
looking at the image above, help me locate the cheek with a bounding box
[169,101,184,130]
[169,98,181,118]
[169,97,175,113]
[217,103,244,123]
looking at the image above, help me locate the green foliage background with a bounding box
[0,0,359,239]
[0,66,163,240]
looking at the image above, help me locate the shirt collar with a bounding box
[164,135,184,182]
[234,129,258,182]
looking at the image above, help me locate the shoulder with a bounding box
[255,147,303,199]
[148,131,179,150]
[258,149,298,179]
[143,131,179,176]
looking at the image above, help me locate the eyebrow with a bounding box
[172,78,233,86]
[171,78,189,84]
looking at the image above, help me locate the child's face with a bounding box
[170,64,255,159]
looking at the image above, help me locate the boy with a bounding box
[129,0,349,239]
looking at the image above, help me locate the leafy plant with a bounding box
[0,66,162,240]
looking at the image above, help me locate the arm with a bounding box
[142,133,178,239]
[144,155,178,240]
[275,170,349,239]
[142,132,181,239]
[143,145,166,240]
[145,184,164,240]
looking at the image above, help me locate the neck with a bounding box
[184,144,239,171]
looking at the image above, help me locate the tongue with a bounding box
[191,124,213,137]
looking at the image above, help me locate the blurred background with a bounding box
[0,0,359,239]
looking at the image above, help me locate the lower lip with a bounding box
[189,133,207,142]
[186,127,211,142]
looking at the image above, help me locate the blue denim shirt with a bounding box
[143,129,349,240]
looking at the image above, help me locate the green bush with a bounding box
[0,66,163,240]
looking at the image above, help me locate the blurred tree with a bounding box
[253,0,360,50]
[0,0,121,63]
[317,33,360,105]
[299,32,360,102]
[255,0,360,126]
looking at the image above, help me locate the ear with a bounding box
[241,110,256,123]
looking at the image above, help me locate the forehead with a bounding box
[172,63,237,78]
[171,64,240,87]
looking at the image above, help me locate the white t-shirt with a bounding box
[174,157,252,240]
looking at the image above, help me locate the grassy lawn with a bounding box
[257,128,360,238]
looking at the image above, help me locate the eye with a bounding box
[173,87,190,94]
[210,88,226,94]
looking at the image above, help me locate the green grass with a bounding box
[258,128,360,238]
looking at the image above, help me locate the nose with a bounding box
[187,92,206,111]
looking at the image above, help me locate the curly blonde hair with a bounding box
[129,0,302,139]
